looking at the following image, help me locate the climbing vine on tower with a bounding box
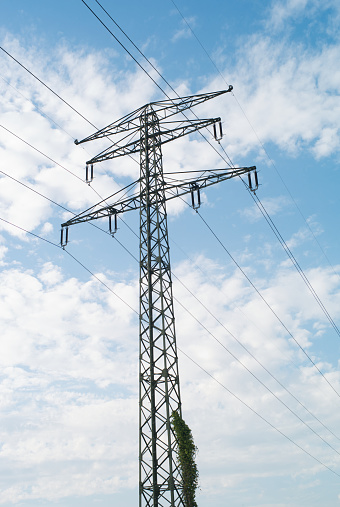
[171,411,199,507]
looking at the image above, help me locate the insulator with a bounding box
[248,169,259,193]
[190,185,201,210]
[85,163,94,183]
[109,213,118,236]
[60,226,69,248]
[219,121,223,139]
[213,121,223,142]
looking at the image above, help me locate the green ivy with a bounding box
[171,410,199,507]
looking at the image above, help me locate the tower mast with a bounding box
[61,88,257,507]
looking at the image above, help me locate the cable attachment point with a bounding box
[109,211,118,236]
[86,163,94,184]
[190,183,201,210]
[248,167,259,193]
[60,226,69,248]
[213,121,223,143]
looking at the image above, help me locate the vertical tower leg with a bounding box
[139,108,184,507]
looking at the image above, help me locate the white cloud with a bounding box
[171,16,196,42]
[205,35,340,163]
[266,0,340,33]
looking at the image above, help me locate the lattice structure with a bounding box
[139,108,183,506]
[61,88,257,507]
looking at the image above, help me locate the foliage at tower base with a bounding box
[171,411,199,507]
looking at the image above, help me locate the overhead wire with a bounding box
[178,347,340,479]
[0,45,97,130]
[195,208,340,398]
[0,215,138,314]
[0,44,140,170]
[172,283,340,454]
[0,72,76,141]
[168,1,340,310]
[2,212,340,479]
[169,0,340,280]
[172,270,340,443]
[0,123,84,182]
[250,189,340,336]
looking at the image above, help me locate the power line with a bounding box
[0,123,84,182]
[196,209,340,399]
[246,184,340,338]
[169,0,340,281]
[0,45,97,129]
[178,347,340,480]
[0,215,138,314]
[173,284,340,455]
[0,44,140,170]
[172,270,340,443]
[0,72,76,141]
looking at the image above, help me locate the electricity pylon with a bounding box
[61,87,257,507]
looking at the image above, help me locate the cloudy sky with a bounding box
[0,0,340,506]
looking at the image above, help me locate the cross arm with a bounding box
[61,166,257,231]
[74,88,233,146]
[85,118,222,165]
[162,166,257,202]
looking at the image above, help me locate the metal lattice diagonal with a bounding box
[61,89,258,507]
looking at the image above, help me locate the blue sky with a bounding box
[0,1,340,506]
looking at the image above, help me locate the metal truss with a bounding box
[61,88,257,507]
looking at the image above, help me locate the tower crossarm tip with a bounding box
[162,166,257,203]
[148,87,233,120]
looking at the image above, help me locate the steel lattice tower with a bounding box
[139,107,182,506]
[61,88,257,507]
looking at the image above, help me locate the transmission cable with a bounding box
[0,45,97,129]
[178,347,340,479]
[0,215,138,314]
[169,0,340,281]
[250,189,340,337]
[172,282,340,455]
[0,123,84,182]
[0,72,75,141]
[0,44,140,169]
[172,270,340,443]
[196,208,340,399]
